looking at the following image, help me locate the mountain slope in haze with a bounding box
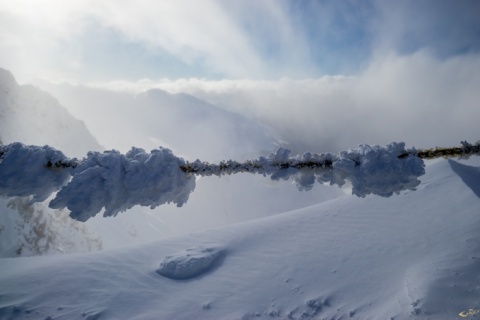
[0,68,101,158]
[35,81,278,162]
[34,80,346,239]
[1,158,479,319]
[1,69,345,256]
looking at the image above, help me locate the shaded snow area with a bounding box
[1,158,480,319]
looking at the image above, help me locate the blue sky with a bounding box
[0,0,479,82]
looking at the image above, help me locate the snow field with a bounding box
[1,158,480,319]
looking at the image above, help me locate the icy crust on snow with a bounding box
[156,246,225,280]
[0,142,72,202]
[49,147,196,222]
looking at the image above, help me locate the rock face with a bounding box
[0,68,103,257]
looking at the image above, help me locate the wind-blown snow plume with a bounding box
[1,141,478,221]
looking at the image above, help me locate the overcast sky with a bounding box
[1,0,479,82]
[1,0,480,155]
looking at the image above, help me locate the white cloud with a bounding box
[0,0,303,81]
[89,0,269,78]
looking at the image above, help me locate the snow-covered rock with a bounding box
[157,246,225,280]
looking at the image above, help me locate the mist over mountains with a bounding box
[0,68,101,158]
[0,68,344,257]
[35,80,278,162]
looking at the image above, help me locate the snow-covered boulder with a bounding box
[156,246,225,280]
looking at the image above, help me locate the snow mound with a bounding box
[156,246,225,280]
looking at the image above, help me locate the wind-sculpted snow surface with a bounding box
[0,142,431,221]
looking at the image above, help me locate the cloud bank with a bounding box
[88,51,480,154]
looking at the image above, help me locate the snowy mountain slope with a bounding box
[34,81,278,162]
[1,158,479,319]
[0,68,101,158]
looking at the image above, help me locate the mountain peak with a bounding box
[0,68,18,90]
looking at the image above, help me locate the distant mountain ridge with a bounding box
[35,80,279,162]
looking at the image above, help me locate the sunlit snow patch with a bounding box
[156,246,225,280]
